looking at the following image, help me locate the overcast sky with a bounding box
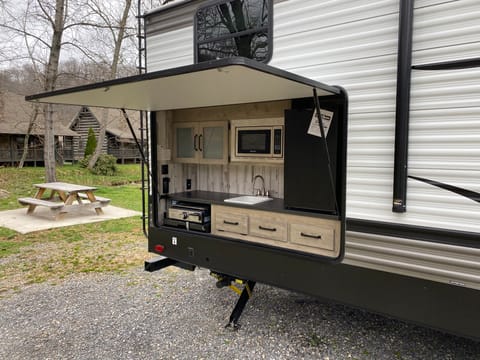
[0,0,166,71]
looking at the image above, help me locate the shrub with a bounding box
[78,155,91,168]
[84,128,97,158]
[90,154,117,176]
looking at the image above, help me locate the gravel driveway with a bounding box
[1,266,479,359]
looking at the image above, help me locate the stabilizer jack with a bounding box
[211,272,256,330]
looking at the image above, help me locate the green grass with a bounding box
[0,164,149,297]
[0,164,143,211]
[0,240,31,257]
[0,228,17,240]
[95,185,145,212]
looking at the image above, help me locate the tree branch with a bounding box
[0,23,51,48]
[36,0,55,27]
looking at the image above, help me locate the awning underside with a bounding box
[26,58,340,111]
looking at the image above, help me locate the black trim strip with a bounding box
[392,0,414,213]
[149,111,158,233]
[413,57,480,71]
[347,218,480,249]
[409,175,480,204]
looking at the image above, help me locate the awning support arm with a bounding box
[121,108,155,239]
[313,88,339,215]
[121,108,147,164]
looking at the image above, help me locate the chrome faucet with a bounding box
[252,174,267,196]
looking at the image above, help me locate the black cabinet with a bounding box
[284,106,340,214]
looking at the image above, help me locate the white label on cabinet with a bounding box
[308,108,334,138]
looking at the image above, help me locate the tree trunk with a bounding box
[43,0,66,182]
[44,104,57,181]
[18,104,39,168]
[88,0,132,170]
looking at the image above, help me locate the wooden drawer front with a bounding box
[249,216,287,242]
[289,223,335,251]
[215,212,248,235]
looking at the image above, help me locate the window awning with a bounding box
[26,58,340,111]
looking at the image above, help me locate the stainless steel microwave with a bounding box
[230,118,284,163]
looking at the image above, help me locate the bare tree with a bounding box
[1,0,138,175]
[41,0,67,181]
[86,0,134,170]
[18,103,40,168]
[0,0,76,180]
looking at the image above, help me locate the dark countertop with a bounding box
[167,190,338,219]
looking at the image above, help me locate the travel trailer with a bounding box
[27,0,480,339]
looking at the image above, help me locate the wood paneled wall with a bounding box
[155,100,290,199]
[170,163,284,197]
[172,100,290,123]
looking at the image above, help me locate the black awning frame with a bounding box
[25,57,340,112]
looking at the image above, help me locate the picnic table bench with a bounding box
[18,182,111,219]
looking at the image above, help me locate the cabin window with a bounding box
[195,0,272,63]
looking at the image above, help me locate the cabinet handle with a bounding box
[300,232,322,239]
[199,134,203,151]
[259,225,277,232]
[223,220,239,226]
[194,134,198,151]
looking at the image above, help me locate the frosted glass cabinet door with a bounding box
[175,126,195,160]
[173,121,228,164]
[202,126,224,159]
[199,122,228,164]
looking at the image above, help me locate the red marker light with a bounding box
[154,244,165,253]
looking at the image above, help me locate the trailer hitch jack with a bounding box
[211,272,256,330]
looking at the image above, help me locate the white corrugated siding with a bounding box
[145,1,198,71]
[270,0,480,234]
[345,231,480,290]
[270,0,480,287]
[145,0,480,289]
[269,0,401,227]
[147,28,193,70]
[408,0,480,233]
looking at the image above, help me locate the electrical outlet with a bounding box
[161,164,168,175]
[186,178,192,190]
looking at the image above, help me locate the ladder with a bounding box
[137,0,149,237]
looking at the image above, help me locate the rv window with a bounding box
[195,0,272,63]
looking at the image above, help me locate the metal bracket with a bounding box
[144,256,195,272]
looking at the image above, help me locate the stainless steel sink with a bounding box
[224,195,273,205]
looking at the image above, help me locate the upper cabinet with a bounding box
[173,121,228,164]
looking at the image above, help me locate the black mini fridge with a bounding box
[284,106,340,214]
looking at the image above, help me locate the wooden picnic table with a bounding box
[18,182,111,219]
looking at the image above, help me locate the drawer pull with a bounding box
[223,220,239,226]
[259,225,277,232]
[300,232,322,239]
